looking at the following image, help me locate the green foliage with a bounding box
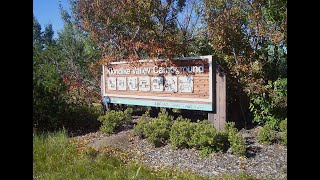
[279,119,287,132]
[44,24,55,47]
[281,131,287,146]
[189,120,228,157]
[135,113,230,157]
[124,107,134,115]
[205,0,287,128]
[33,15,43,50]
[171,108,181,113]
[257,123,277,145]
[143,109,174,147]
[33,48,100,131]
[97,108,132,134]
[33,131,208,179]
[279,119,287,146]
[33,1,101,132]
[249,78,287,129]
[189,121,215,149]
[225,122,246,157]
[33,29,69,131]
[133,111,151,138]
[169,117,195,149]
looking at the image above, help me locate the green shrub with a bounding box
[281,131,287,146]
[97,108,132,134]
[279,119,287,132]
[133,111,151,138]
[249,78,287,129]
[189,121,216,149]
[125,107,133,115]
[214,132,230,152]
[188,120,228,157]
[144,109,173,147]
[257,123,277,145]
[225,122,237,135]
[169,117,195,149]
[279,119,287,146]
[172,108,181,113]
[225,122,246,157]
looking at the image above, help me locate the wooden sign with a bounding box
[101,55,214,111]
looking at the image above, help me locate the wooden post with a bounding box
[208,67,226,131]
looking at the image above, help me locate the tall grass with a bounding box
[33,130,206,179]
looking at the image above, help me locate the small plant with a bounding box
[225,122,246,157]
[188,120,227,157]
[124,107,133,115]
[189,121,215,148]
[257,122,277,145]
[279,119,287,146]
[169,117,195,149]
[281,131,287,146]
[279,119,287,132]
[249,78,287,130]
[171,108,181,113]
[144,109,173,147]
[97,108,132,134]
[133,111,151,138]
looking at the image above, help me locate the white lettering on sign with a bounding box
[106,64,204,75]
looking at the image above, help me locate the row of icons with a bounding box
[107,76,194,93]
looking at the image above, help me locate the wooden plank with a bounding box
[208,66,226,131]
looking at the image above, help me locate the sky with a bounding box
[33,0,71,38]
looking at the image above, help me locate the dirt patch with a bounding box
[87,131,135,150]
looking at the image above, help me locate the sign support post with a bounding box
[208,66,226,131]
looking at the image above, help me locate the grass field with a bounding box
[33,130,255,180]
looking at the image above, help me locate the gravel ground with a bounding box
[72,125,287,179]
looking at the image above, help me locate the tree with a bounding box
[33,17,66,131]
[204,0,287,127]
[33,12,101,132]
[77,0,207,64]
[33,15,43,50]
[44,24,55,47]
[58,1,101,105]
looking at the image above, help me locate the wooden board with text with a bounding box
[101,55,214,111]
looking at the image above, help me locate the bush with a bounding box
[189,121,215,149]
[279,119,287,146]
[281,131,287,146]
[249,78,287,130]
[133,111,151,138]
[144,109,173,147]
[188,120,228,157]
[170,118,229,157]
[225,122,246,157]
[169,117,195,149]
[97,108,132,134]
[279,119,287,132]
[257,123,277,145]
